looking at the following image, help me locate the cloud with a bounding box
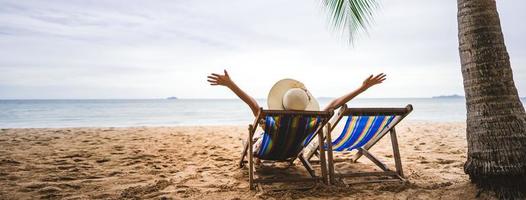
[0,0,524,99]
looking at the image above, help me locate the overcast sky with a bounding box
[0,0,524,99]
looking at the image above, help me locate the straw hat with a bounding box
[267,79,320,111]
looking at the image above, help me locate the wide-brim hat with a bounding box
[267,79,320,111]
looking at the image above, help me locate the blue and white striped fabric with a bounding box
[330,115,396,151]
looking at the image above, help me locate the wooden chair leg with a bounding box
[306,149,319,161]
[359,148,388,171]
[351,133,383,162]
[390,128,404,178]
[351,125,398,162]
[325,124,335,184]
[239,135,250,168]
[298,153,316,178]
[317,128,328,184]
[248,125,255,190]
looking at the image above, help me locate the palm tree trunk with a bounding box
[457,0,526,197]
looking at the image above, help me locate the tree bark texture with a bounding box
[457,0,526,197]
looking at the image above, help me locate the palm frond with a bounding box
[322,0,378,44]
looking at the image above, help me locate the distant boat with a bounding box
[166,96,178,100]
[432,94,464,99]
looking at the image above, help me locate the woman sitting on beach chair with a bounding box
[207,70,386,154]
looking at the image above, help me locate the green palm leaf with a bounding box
[322,0,378,44]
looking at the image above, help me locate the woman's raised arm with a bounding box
[207,70,260,116]
[324,73,386,111]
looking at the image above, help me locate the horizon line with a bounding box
[0,97,480,101]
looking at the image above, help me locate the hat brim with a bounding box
[267,79,320,111]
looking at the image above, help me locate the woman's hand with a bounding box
[207,70,233,87]
[362,73,386,89]
[206,69,260,116]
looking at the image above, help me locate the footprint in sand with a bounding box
[20,182,47,192]
[416,156,429,164]
[175,187,200,198]
[0,159,21,165]
[120,179,172,199]
[6,174,19,181]
[435,158,456,165]
[108,171,123,176]
[123,160,141,166]
[448,149,463,154]
[57,165,76,170]
[212,155,233,162]
[96,158,110,163]
[61,153,92,159]
[38,186,62,194]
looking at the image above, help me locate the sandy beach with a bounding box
[0,122,496,199]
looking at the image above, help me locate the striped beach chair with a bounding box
[306,104,413,184]
[239,108,333,190]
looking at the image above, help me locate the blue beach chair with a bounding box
[306,104,413,184]
[239,108,333,190]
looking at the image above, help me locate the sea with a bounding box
[1,98,525,128]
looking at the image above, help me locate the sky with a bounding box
[0,0,524,99]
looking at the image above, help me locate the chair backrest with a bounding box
[255,110,332,160]
[330,105,413,152]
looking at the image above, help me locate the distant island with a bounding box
[432,94,464,99]
[166,96,178,100]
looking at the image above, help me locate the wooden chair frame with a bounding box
[239,108,333,190]
[321,104,413,184]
